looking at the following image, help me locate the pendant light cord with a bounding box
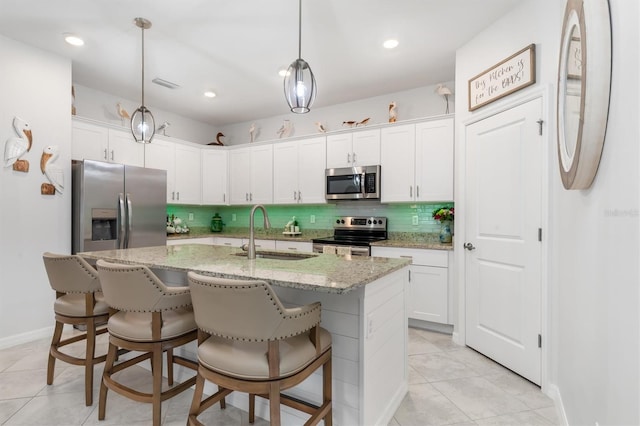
[297,0,302,59]
[141,26,145,107]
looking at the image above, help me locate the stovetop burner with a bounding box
[312,216,388,247]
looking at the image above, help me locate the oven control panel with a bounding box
[334,216,387,230]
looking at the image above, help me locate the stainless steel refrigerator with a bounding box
[72,159,167,253]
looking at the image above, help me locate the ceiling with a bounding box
[0,0,521,126]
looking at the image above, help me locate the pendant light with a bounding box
[131,17,155,144]
[284,0,316,113]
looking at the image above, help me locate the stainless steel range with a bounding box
[312,216,387,256]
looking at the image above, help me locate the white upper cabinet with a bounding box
[326,129,380,168]
[72,119,144,167]
[381,118,453,203]
[229,144,273,205]
[201,148,228,205]
[415,119,454,202]
[145,136,202,204]
[273,136,326,204]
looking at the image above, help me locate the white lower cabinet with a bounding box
[371,246,450,324]
[167,237,215,246]
[275,240,313,253]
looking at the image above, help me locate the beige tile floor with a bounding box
[0,327,560,425]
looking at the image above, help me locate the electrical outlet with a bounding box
[310,215,316,224]
[188,213,194,221]
[412,215,419,225]
[232,213,237,222]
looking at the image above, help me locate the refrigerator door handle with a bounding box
[125,193,133,249]
[118,193,126,249]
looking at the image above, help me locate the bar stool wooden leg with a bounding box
[167,348,174,386]
[249,394,255,423]
[152,343,163,426]
[324,356,333,426]
[47,321,64,385]
[269,383,281,426]
[99,342,118,420]
[85,317,97,406]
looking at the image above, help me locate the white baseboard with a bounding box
[0,326,54,350]
[545,384,568,426]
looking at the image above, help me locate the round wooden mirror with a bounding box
[556,0,611,189]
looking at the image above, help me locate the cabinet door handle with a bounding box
[347,153,351,163]
[176,191,180,201]
[353,152,357,163]
[223,193,226,203]
[416,185,420,198]
[250,193,253,201]
[409,186,413,197]
[245,193,249,201]
[103,149,108,160]
[400,255,413,259]
[110,150,114,161]
[293,191,297,200]
[287,247,298,251]
[298,191,301,202]
[172,191,175,200]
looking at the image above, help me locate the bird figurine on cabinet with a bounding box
[276,120,292,138]
[357,117,370,127]
[249,123,256,142]
[435,84,453,114]
[116,102,130,124]
[40,145,64,195]
[4,116,33,172]
[388,102,397,123]
[342,120,356,128]
[208,132,225,146]
[314,122,326,133]
[157,121,170,136]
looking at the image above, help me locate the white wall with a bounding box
[0,35,72,346]
[455,1,639,425]
[73,84,218,145]
[219,82,455,145]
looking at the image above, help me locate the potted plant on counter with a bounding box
[432,206,454,243]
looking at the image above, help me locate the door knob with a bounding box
[464,242,476,251]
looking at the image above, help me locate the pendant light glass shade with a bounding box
[284,0,316,113]
[131,17,155,144]
[284,58,316,113]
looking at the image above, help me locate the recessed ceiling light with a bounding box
[63,33,84,46]
[383,39,399,49]
[204,91,216,98]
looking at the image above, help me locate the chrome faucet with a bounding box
[243,204,271,259]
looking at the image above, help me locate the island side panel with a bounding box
[272,285,363,425]
[361,267,409,426]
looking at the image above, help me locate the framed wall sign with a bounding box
[468,44,536,111]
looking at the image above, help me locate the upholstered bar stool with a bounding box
[43,252,110,406]
[95,259,199,426]
[186,272,332,426]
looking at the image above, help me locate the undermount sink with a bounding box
[232,251,315,261]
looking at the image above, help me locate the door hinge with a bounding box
[536,119,544,135]
[538,334,542,348]
[538,228,542,242]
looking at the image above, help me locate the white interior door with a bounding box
[464,98,542,384]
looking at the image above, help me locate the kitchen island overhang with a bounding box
[79,244,410,425]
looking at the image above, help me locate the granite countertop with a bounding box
[168,227,453,251]
[79,244,411,294]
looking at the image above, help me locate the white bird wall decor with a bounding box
[249,122,256,142]
[276,120,292,138]
[40,145,64,195]
[4,116,33,172]
[315,122,326,133]
[435,84,453,114]
[116,102,130,124]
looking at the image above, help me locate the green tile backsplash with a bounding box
[167,202,454,234]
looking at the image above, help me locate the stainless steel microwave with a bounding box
[325,165,381,200]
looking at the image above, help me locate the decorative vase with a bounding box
[439,220,452,243]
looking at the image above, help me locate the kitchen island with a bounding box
[80,244,411,425]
